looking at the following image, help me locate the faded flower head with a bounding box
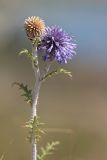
[38,26,76,64]
[24,16,45,40]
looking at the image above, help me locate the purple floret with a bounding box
[38,26,76,64]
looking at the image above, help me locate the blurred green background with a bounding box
[0,0,107,159]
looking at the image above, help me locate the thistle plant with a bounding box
[15,16,76,160]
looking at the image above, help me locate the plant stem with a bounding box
[31,45,41,160]
[31,69,41,118]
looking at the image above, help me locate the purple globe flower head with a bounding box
[38,26,76,64]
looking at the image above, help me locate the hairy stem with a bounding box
[31,69,41,118]
[31,45,41,160]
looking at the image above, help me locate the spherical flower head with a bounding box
[24,16,45,40]
[38,26,76,64]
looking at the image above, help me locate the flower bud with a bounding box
[24,16,45,40]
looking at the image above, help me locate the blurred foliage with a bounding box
[37,141,59,160]
[0,154,4,160]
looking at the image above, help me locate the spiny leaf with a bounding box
[41,68,72,81]
[37,141,60,160]
[13,82,32,105]
[41,70,58,81]
[26,116,45,143]
[59,68,72,78]
[19,49,29,55]
[18,49,37,67]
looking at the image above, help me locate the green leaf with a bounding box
[41,68,72,81]
[37,141,60,160]
[12,82,32,105]
[26,116,45,143]
[41,70,58,81]
[19,49,29,56]
[59,68,72,78]
[18,49,37,67]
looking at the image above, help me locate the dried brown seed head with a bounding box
[24,16,45,40]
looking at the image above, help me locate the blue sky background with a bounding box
[0,0,107,68]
